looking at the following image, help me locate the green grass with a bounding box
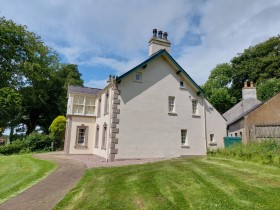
[54,157,280,210]
[208,140,280,165]
[0,154,56,204]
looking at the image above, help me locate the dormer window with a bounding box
[134,72,142,82]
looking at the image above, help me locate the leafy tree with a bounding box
[257,78,280,101]
[203,35,280,113]
[0,87,22,140]
[0,17,83,135]
[202,63,236,113]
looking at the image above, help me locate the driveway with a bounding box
[0,152,166,210]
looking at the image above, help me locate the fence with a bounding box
[246,123,280,141]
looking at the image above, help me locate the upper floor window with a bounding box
[85,97,95,115]
[73,95,95,115]
[97,97,101,117]
[104,92,109,115]
[180,81,185,88]
[192,99,198,115]
[168,96,175,113]
[73,95,85,114]
[134,72,142,82]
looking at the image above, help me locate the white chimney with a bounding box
[149,29,171,56]
[242,81,257,100]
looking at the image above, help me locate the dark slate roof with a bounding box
[68,86,102,95]
[223,98,262,125]
[116,49,204,95]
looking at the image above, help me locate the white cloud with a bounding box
[1,0,280,86]
[84,79,107,89]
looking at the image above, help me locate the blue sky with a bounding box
[1,0,280,88]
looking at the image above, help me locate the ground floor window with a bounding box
[76,125,88,148]
[210,134,214,142]
[95,125,99,148]
[101,124,107,150]
[181,129,188,145]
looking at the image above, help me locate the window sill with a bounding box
[181,145,190,148]
[209,142,217,146]
[179,87,186,90]
[168,112,177,116]
[133,80,142,83]
[101,147,106,150]
[192,114,200,118]
[74,145,88,149]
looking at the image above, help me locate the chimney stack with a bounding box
[148,29,171,56]
[242,81,257,100]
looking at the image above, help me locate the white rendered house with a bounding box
[64,29,226,161]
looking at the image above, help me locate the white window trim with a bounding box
[101,123,107,150]
[179,81,186,89]
[72,95,95,116]
[134,72,142,83]
[191,99,200,117]
[181,129,190,148]
[168,96,176,114]
[75,125,88,149]
[209,133,217,146]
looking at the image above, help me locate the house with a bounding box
[223,82,280,142]
[64,29,227,161]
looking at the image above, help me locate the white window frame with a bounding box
[210,134,215,142]
[104,91,109,115]
[179,81,185,88]
[95,125,99,148]
[85,96,95,115]
[97,97,101,117]
[168,96,175,113]
[134,72,142,82]
[75,125,88,148]
[192,99,199,116]
[181,129,189,147]
[73,95,85,114]
[101,123,107,150]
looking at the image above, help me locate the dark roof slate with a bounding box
[68,86,102,95]
[223,98,262,125]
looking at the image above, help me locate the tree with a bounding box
[203,35,280,113]
[0,87,22,140]
[257,78,280,101]
[202,63,236,113]
[0,16,84,135]
[49,116,66,149]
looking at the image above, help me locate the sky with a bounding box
[1,0,280,88]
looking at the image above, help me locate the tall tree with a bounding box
[0,17,84,135]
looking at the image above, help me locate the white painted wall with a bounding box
[204,99,227,149]
[116,56,208,159]
[68,116,96,154]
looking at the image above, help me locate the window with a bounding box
[168,96,175,113]
[181,129,188,145]
[95,125,99,148]
[73,95,85,114]
[240,132,242,137]
[180,81,184,88]
[210,134,214,142]
[134,72,142,82]
[101,124,107,149]
[75,125,88,148]
[97,97,101,117]
[104,92,109,115]
[192,100,198,115]
[85,97,95,115]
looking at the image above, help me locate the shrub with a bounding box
[0,139,28,155]
[49,116,66,150]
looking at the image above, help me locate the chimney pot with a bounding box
[250,81,254,87]
[152,29,157,37]
[163,32,168,40]
[158,30,163,39]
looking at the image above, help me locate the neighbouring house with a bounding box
[64,29,227,161]
[223,82,280,143]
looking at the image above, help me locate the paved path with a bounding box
[0,152,167,210]
[0,153,86,210]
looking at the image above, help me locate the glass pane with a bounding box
[73,96,79,104]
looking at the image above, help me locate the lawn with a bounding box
[0,154,56,204]
[54,157,280,210]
